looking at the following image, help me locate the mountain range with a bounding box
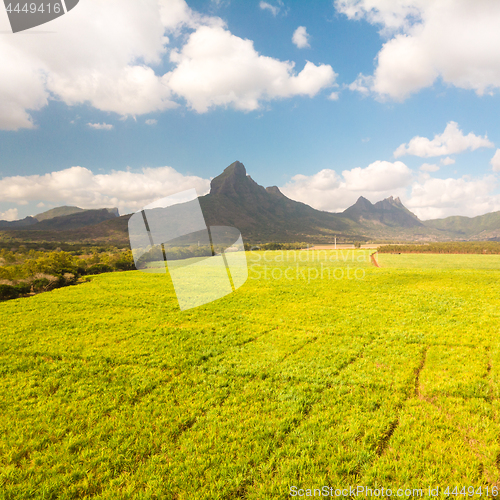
[0,207,119,231]
[2,161,500,245]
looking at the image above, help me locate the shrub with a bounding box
[114,260,135,271]
[32,278,49,292]
[32,274,60,292]
[113,252,136,271]
[63,273,76,285]
[14,283,31,295]
[87,263,113,275]
[24,251,80,277]
[0,284,19,300]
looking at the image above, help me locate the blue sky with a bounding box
[1,0,500,221]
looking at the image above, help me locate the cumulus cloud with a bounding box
[0,0,176,129]
[394,122,494,158]
[280,160,412,212]
[0,165,211,215]
[145,119,158,125]
[87,122,113,130]
[0,208,19,221]
[259,1,282,16]
[292,26,310,49]
[166,26,336,112]
[441,157,455,166]
[419,163,439,172]
[337,0,500,100]
[406,174,500,219]
[0,0,334,130]
[491,149,500,172]
[348,74,372,95]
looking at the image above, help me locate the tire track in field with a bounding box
[261,332,319,374]
[414,345,428,399]
[484,344,500,486]
[370,344,428,460]
[440,344,496,485]
[225,334,385,498]
[168,329,321,446]
[371,344,498,486]
[4,327,284,448]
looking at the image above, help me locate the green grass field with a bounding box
[2,250,500,499]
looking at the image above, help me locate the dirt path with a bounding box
[370,252,380,267]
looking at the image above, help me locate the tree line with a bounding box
[378,241,500,254]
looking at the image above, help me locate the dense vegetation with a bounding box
[0,247,134,300]
[243,241,307,251]
[1,250,500,497]
[378,241,500,254]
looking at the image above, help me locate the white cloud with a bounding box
[0,165,211,215]
[343,160,412,191]
[166,26,336,112]
[491,149,500,172]
[259,1,279,16]
[348,74,373,95]
[406,174,500,219]
[87,122,113,130]
[280,160,412,212]
[328,92,339,101]
[440,157,455,166]
[292,26,310,49]
[0,46,49,130]
[0,208,19,221]
[145,119,158,125]
[394,122,494,158]
[280,159,500,219]
[0,0,332,130]
[337,0,500,100]
[0,0,176,129]
[335,0,423,34]
[419,163,439,172]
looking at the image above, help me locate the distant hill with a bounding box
[0,214,130,246]
[0,206,121,241]
[0,216,38,229]
[3,161,500,245]
[34,206,86,222]
[32,208,120,231]
[424,211,500,240]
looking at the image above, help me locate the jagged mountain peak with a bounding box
[209,161,249,196]
[209,161,268,199]
[351,196,374,209]
[375,196,404,210]
[226,160,246,176]
[342,194,422,228]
